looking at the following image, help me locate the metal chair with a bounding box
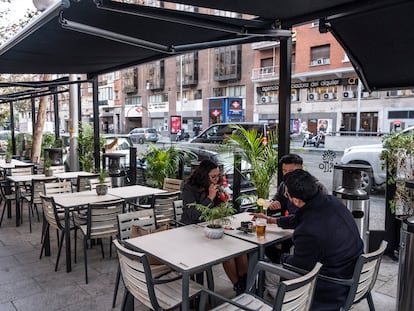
[112,209,165,308]
[78,199,125,284]
[113,239,203,311]
[284,241,388,311]
[173,199,184,225]
[162,177,183,192]
[199,261,322,311]
[151,191,181,228]
[20,177,58,232]
[73,174,99,192]
[39,195,77,272]
[0,181,15,227]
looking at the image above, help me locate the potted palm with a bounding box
[195,202,236,239]
[96,169,109,195]
[225,125,279,212]
[44,159,53,176]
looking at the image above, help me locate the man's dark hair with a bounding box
[284,169,319,202]
[279,154,303,166]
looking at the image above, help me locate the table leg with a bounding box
[64,207,72,272]
[257,246,266,296]
[15,183,20,227]
[182,272,190,310]
[247,249,259,292]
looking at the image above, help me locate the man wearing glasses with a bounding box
[280,169,363,310]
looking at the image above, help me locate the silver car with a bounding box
[128,128,159,144]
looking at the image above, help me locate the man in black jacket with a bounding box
[281,169,364,310]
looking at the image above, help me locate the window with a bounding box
[310,45,330,66]
[176,3,197,12]
[146,60,165,90]
[176,52,198,86]
[98,87,113,101]
[214,45,242,81]
[125,96,141,106]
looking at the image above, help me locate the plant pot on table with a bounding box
[96,184,108,196]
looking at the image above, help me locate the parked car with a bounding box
[340,126,414,192]
[190,122,276,145]
[128,128,158,144]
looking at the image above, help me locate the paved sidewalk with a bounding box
[0,202,398,310]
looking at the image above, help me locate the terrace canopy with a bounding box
[1,0,413,168]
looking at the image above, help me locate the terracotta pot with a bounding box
[96,184,108,196]
[204,225,224,239]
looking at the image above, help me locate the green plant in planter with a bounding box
[224,125,278,209]
[5,151,12,163]
[98,169,109,184]
[194,202,236,228]
[380,130,414,216]
[44,158,53,169]
[144,144,194,188]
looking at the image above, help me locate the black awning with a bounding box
[0,0,289,77]
[0,0,412,90]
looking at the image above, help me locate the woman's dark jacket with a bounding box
[281,192,364,311]
[181,183,214,224]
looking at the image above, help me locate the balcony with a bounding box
[251,64,296,82]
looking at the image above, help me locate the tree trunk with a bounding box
[31,74,48,163]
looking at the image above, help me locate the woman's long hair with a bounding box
[187,159,219,191]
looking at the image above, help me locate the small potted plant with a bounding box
[5,151,12,163]
[96,169,109,195]
[195,202,236,239]
[44,159,54,176]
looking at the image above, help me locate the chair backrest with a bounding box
[113,239,201,310]
[86,199,125,239]
[273,262,322,311]
[44,180,73,196]
[11,166,33,176]
[30,178,58,204]
[342,240,388,310]
[162,178,183,192]
[51,165,65,174]
[151,191,181,228]
[74,174,99,192]
[173,199,183,224]
[40,195,64,230]
[117,209,155,240]
[89,177,112,190]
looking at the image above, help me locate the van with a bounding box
[128,128,159,144]
[190,122,275,145]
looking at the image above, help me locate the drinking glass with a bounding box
[256,218,267,238]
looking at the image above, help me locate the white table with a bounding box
[52,190,120,272]
[53,171,95,180]
[0,159,31,169]
[107,184,167,200]
[125,224,258,310]
[7,174,57,227]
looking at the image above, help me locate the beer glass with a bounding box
[256,218,267,238]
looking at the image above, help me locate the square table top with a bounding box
[52,190,119,208]
[0,159,33,169]
[125,224,257,273]
[53,171,95,180]
[7,174,57,183]
[107,184,167,200]
[222,212,293,246]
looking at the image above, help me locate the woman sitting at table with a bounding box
[182,159,248,295]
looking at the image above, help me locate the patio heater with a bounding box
[102,153,126,187]
[333,164,371,252]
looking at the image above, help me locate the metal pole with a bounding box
[278,30,293,181]
[92,76,101,171]
[69,74,79,171]
[53,86,59,138]
[180,54,183,129]
[356,80,362,136]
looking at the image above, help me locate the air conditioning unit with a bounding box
[309,93,319,100]
[260,96,271,104]
[323,93,334,100]
[270,96,279,103]
[343,91,354,98]
[361,92,370,98]
[317,58,323,65]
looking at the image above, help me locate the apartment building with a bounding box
[253,22,414,134]
[97,10,414,136]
